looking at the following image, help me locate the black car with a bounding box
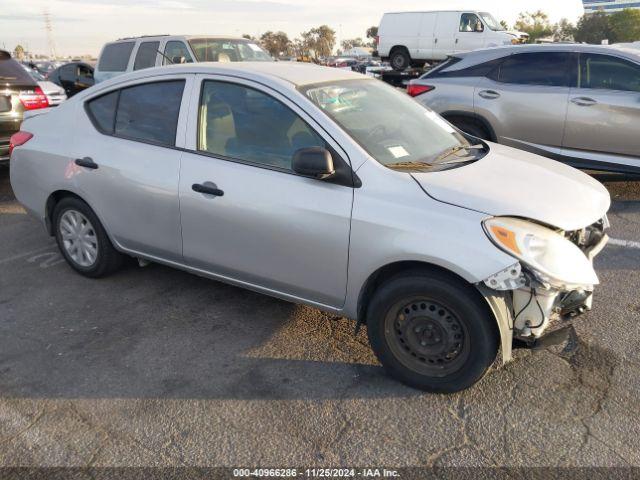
[0,51,50,165]
[47,62,95,97]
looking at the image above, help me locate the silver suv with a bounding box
[95,35,272,83]
[409,44,640,174]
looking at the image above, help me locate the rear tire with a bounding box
[53,197,124,278]
[390,49,411,71]
[366,271,498,393]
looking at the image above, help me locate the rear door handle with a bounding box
[75,157,98,169]
[192,183,224,197]
[478,90,500,100]
[571,97,597,107]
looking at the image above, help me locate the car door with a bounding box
[57,64,76,95]
[71,75,193,261]
[433,12,459,60]
[179,75,354,308]
[474,52,571,152]
[455,12,486,53]
[417,12,437,60]
[563,52,640,162]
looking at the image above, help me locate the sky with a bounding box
[1,0,586,57]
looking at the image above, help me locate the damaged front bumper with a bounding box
[479,218,609,363]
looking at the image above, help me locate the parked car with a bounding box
[327,57,358,70]
[27,60,59,76]
[10,62,610,392]
[0,51,50,165]
[47,62,95,97]
[408,44,640,174]
[21,65,67,106]
[94,35,273,83]
[376,10,528,71]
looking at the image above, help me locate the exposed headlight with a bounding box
[483,217,599,288]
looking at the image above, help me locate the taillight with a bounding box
[407,84,435,97]
[9,131,33,157]
[19,87,49,110]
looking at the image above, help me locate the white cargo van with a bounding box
[375,11,528,71]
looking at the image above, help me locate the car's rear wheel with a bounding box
[53,197,124,278]
[366,271,498,393]
[390,49,410,71]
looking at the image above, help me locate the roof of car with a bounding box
[91,62,365,93]
[112,35,250,43]
[455,43,640,63]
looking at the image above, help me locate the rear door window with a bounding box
[133,41,160,70]
[497,52,570,87]
[115,80,185,145]
[86,80,185,146]
[98,42,135,72]
[580,54,640,92]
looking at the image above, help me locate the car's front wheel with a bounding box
[53,197,124,278]
[366,271,498,393]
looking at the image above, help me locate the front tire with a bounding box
[366,271,498,393]
[53,197,124,278]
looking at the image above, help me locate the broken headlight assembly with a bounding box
[482,217,599,290]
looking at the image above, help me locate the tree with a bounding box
[366,26,379,47]
[609,8,640,42]
[554,18,576,42]
[514,10,554,43]
[574,11,615,44]
[13,44,25,60]
[260,31,291,58]
[341,37,365,52]
[499,20,509,30]
[300,25,336,61]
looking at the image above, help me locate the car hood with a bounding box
[411,142,610,231]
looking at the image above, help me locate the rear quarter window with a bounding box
[98,42,135,72]
[86,91,119,134]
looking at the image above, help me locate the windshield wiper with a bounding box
[387,161,433,171]
[432,144,485,164]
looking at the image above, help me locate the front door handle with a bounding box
[478,90,500,100]
[75,157,98,169]
[571,97,597,107]
[192,183,224,197]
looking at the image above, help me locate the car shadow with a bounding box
[0,253,426,400]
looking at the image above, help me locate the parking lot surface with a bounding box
[1,166,639,468]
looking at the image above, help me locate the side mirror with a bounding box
[292,147,335,180]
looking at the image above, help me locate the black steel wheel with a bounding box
[366,271,498,393]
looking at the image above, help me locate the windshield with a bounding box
[188,38,272,62]
[300,79,480,171]
[480,12,505,31]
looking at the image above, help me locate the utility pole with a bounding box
[43,8,58,59]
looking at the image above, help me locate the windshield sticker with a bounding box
[388,146,410,159]
[248,43,263,52]
[425,110,456,133]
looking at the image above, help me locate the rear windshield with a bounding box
[188,38,272,62]
[98,42,135,72]
[0,57,36,86]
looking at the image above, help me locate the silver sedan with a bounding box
[10,62,610,392]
